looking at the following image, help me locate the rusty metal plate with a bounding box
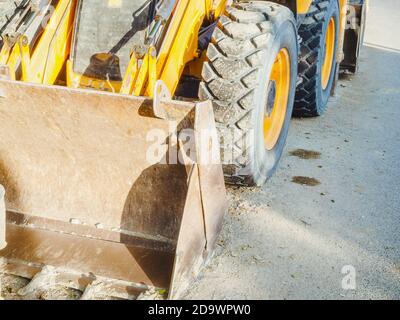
[0,80,227,297]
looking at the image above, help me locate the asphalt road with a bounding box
[185,0,400,300]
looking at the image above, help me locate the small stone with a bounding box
[300,219,311,227]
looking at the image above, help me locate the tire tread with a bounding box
[199,1,294,185]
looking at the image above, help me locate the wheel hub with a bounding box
[266,80,276,117]
[321,17,336,90]
[263,48,291,151]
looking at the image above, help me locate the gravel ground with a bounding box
[184,0,400,300]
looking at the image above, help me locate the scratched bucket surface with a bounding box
[0,79,227,299]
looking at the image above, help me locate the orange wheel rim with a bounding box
[321,17,336,90]
[263,48,291,151]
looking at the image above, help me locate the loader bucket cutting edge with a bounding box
[0,79,227,299]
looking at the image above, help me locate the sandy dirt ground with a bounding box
[1,0,399,300]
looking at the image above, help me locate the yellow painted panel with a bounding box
[297,0,313,14]
[67,60,122,92]
[23,0,75,83]
[159,0,206,94]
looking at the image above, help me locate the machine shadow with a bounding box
[119,105,195,289]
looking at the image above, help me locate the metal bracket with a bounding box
[153,80,171,119]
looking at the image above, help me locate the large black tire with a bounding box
[293,0,340,117]
[199,1,298,186]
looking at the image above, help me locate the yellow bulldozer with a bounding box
[0,0,367,299]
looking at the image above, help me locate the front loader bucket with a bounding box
[0,80,227,299]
